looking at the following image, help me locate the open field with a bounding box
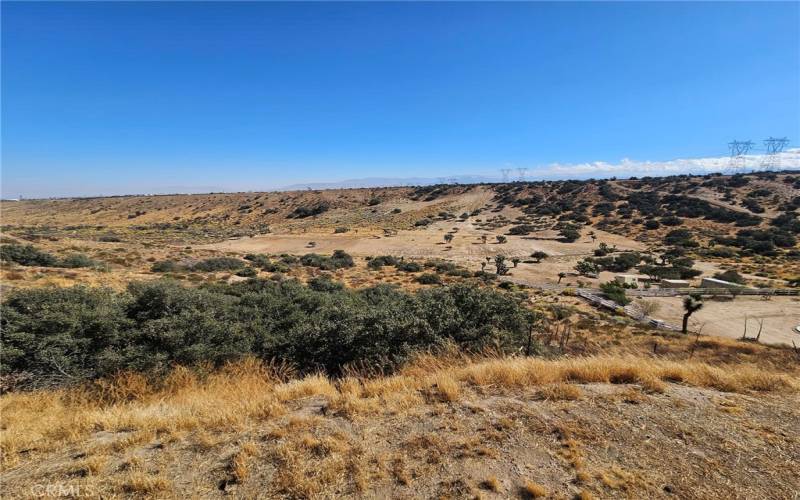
[642,296,800,346]
[203,220,644,284]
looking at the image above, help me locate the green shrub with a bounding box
[1,280,538,385]
[0,244,59,267]
[244,253,271,268]
[60,253,97,268]
[235,267,258,278]
[559,227,580,243]
[192,257,245,272]
[600,281,631,306]
[300,250,355,270]
[151,260,180,273]
[415,273,442,285]
[367,255,398,270]
[395,261,422,273]
[307,276,345,292]
[287,202,330,219]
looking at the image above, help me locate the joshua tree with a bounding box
[531,251,548,263]
[511,257,520,268]
[589,231,597,243]
[496,235,507,244]
[480,235,488,244]
[444,233,454,244]
[681,294,703,335]
[494,255,509,276]
[557,272,566,284]
[480,261,486,271]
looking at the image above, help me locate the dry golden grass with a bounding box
[230,441,260,483]
[520,480,548,498]
[1,354,796,472]
[118,471,171,494]
[536,382,582,401]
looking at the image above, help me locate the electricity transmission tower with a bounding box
[760,137,789,171]
[727,140,754,173]
[499,169,511,183]
[517,167,528,182]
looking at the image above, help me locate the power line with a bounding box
[499,168,511,183]
[760,137,790,171]
[726,140,754,173]
[517,167,528,182]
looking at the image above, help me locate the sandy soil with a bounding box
[202,220,645,285]
[639,295,800,346]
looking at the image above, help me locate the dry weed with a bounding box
[520,480,548,498]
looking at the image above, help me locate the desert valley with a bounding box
[1,171,799,498]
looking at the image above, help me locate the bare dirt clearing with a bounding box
[642,295,800,346]
[203,221,644,285]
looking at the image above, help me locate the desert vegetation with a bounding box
[1,171,799,498]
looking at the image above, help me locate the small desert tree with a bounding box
[531,251,548,263]
[511,257,520,268]
[574,259,598,276]
[494,255,509,275]
[480,235,488,244]
[559,226,581,243]
[496,235,507,244]
[636,300,660,319]
[682,294,703,335]
[557,272,566,284]
[444,233,454,244]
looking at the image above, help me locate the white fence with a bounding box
[627,288,799,297]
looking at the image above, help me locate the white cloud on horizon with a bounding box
[530,148,800,179]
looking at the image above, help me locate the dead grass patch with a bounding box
[118,471,171,494]
[536,383,582,401]
[520,480,548,498]
[1,355,796,471]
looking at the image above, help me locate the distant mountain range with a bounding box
[280,175,497,190]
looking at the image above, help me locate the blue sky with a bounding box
[2,2,799,198]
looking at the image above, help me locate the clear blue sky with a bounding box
[2,1,799,198]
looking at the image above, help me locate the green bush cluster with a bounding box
[299,250,354,270]
[151,257,246,273]
[367,255,398,270]
[1,244,96,269]
[600,281,631,306]
[1,279,537,385]
[287,202,330,219]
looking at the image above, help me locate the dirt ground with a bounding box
[203,219,645,286]
[2,379,797,499]
[639,295,800,346]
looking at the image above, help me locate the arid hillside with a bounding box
[2,350,799,499]
[2,171,799,499]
